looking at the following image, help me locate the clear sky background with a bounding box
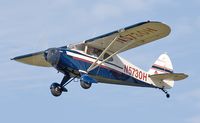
[0,0,199,123]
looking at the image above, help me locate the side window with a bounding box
[103,53,113,62]
[87,46,113,62]
[87,47,97,56]
[87,47,102,57]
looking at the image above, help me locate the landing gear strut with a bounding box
[160,88,170,98]
[50,74,76,97]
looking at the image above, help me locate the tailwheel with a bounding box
[160,88,170,98]
[166,93,170,98]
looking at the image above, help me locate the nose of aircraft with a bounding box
[44,48,61,67]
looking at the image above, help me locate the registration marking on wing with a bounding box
[116,28,158,43]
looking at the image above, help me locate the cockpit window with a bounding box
[87,47,101,56]
[69,44,85,51]
[103,53,113,62]
[87,46,113,61]
[70,44,113,62]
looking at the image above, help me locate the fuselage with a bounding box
[55,48,156,88]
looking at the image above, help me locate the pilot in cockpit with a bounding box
[87,47,101,57]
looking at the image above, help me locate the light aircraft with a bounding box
[12,21,188,98]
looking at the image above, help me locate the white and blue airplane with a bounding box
[12,21,188,98]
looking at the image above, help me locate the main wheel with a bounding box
[50,83,62,97]
[80,81,92,89]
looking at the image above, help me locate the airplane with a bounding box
[12,21,188,98]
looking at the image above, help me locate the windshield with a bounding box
[69,44,113,61]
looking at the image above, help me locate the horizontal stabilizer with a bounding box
[149,73,188,81]
[11,51,52,67]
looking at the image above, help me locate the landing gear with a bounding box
[80,81,92,89]
[160,88,170,98]
[50,74,76,97]
[50,83,63,97]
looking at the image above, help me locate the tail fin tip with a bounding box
[148,53,173,75]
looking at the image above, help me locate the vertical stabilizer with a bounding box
[148,53,174,88]
[148,53,173,75]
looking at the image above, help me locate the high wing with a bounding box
[83,21,170,54]
[11,51,52,67]
[12,21,170,68]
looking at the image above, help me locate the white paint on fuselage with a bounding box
[66,49,157,88]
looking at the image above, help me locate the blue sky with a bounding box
[0,0,200,123]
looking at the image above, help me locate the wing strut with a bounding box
[87,34,134,72]
[87,35,119,72]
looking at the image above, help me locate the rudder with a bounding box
[148,53,174,89]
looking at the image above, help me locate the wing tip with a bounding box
[11,57,18,60]
[11,51,44,61]
[10,56,26,61]
[182,73,189,79]
[11,56,19,60]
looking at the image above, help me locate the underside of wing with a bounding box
[11,51,52,67]
[149,73,188,81]
[84,21,171,54]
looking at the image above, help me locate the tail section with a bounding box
[148,53,188,98]
[148,53,175,89]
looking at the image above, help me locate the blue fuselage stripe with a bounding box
[56,49,155,88]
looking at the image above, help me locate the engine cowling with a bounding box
[44,48,61,67]
[80,74,97,89]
